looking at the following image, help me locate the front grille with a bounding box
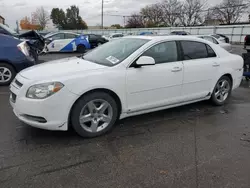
[10,92,16,103]
[15,79,23,88]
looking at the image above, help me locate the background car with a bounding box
[44,31,91,53]
[212,34,230,43]
[244,35,250,52]
[196,35,232,52]
[0,34,37,85]
[170,31,190,35]
[108,33,124,40]
[139,31,154,35]
[86,34,109,48]
[0,23,45,53]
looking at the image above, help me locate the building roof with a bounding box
[0,15,5,20]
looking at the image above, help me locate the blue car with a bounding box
[0,34,37,85]
[44,32,91,53]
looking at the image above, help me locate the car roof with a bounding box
[45,31,78,38]
[110,33,123,35]
[123,35,211,43]
[192,35,215,37]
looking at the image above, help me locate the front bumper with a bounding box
[10,76,79,131]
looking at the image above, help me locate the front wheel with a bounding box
[211,76,232,106]
[71,92,119,138]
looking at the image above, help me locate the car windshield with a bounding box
[0,23,18,35]
[82,38,150,66]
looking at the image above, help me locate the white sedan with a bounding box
[10,36,243,137]
[196,35,232,52]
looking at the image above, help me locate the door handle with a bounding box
[212,62,220,67]
[171,67,182,72]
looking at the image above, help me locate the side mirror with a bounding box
[135,56,155,67]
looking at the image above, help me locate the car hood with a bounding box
[19,56,107,80]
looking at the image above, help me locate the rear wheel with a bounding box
[71,92,119,138]
[77,45,86,53]
[0,63,16,86]
[211,76,232,106]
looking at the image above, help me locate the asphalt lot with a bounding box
[1,45,250,188]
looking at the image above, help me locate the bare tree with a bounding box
[140,3,164,27]
[212,0,249,24]
[32,7,50,30]
[178,0,206,26]
[126,14,145,28]
[161,0,182,26]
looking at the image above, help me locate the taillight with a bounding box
[17,42,34,61]
[17,42,30,57]
[245,36,248,42]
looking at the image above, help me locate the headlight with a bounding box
[26,82,64,99]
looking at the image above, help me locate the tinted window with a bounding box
[206,45,216,57]
[142,41,178,64]
[51,33,64,40]
[113,34,123,38]
[0,28,9,35]
[65,33,77,39]
[212,38,219,44]
[181,41,209,60]
[89,34,97,39]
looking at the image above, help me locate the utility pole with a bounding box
[123,16,126,27]
[16,20,19,34]
[101,0,104,29]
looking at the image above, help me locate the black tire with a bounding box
[71,92,119,138]
[77,45,86,53]
[210,76,232,106]
[0,63,16,86]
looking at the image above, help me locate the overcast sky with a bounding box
[0,0,224,29]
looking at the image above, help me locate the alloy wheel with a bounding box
[0,67,12,83]
[214,79,230,103]
[79,99,113,133]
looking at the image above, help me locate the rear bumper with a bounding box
[13,59,36,72]
[232,69,243,90]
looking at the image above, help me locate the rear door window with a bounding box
[64,33,78,39]
[51,33,65,40]
[180,41,216,60]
